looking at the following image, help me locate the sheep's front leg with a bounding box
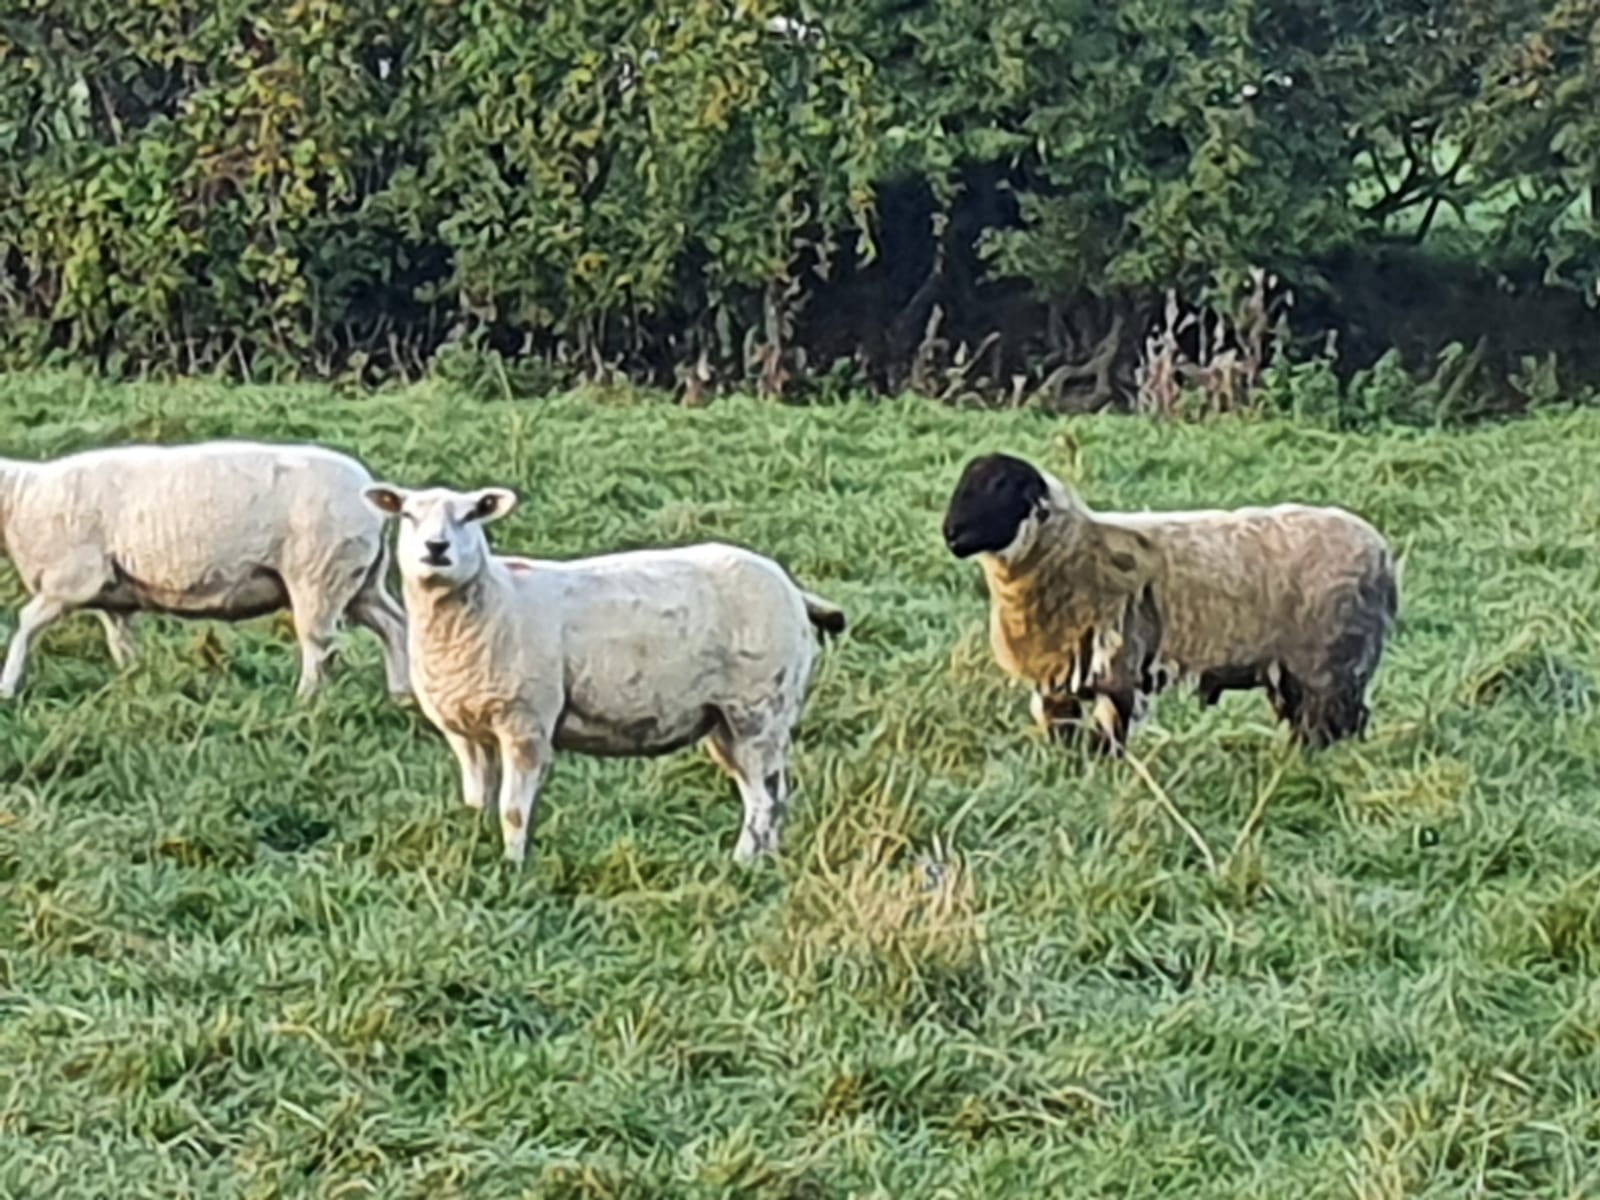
[1088,691,1134,758]
[1031,686,1086,745]
[443,730,497,812]
[495,730,551,865]
[285,582,345,700]
[1,594,73,700]
[96,611,138,667]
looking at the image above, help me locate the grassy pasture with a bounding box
[2,371,1599,1198]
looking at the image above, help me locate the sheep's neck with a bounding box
[404,572,495,649]
[979,521,1145,690]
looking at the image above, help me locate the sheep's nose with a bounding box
[424,539,450,560]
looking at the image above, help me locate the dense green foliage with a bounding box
[1,1,1596,402]
[3,373,1600,1196]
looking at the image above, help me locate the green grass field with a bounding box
[2,371,1599,1198]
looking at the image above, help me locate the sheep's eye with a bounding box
[400,511,416,524]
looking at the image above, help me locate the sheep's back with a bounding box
[11,442,380,597]
[532,543,814,709]
[1105,504,1391,674]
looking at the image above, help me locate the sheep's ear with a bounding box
[364,485,408,518]
[469,487,518,523]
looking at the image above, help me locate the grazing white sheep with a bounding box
[943,452,1398,751]
[363,482,846,865]
[0,441,411,700]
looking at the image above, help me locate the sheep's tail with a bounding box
[801,589,847,639]
[1325,544,1400,697]
[0,456,24,535]
[1379,547,1401,625]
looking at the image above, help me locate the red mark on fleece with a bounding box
[505,559,533,573]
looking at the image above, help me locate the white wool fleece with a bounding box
[366,482,844,867]
[0,440,410,700]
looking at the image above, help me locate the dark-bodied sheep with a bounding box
[943,452,1398,751]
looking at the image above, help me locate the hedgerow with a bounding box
[1,0,1596,410]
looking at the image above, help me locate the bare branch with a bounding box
[1037,310,1124,412]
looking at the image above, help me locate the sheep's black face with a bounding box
[942,453,1048,558]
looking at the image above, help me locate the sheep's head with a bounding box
[364,483,518,588]
[942,452,1070,563]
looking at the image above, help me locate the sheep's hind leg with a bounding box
[709,724,790,865]
[495,729,551,865]
[1,595,73,700]
[1291,686,1368,749]
[1,557,110,700]
[347,587,411,699]
[1300,597,1387,747]
[96,611,138,667]
[444,730,497,812]
[1271,666,1365,748]
[347,546,412,699]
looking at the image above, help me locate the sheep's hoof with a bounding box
[732,836,776,866]
[1044,720,1085,747]
[1089,735,1126,760]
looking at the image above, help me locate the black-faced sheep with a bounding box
[0,441,411,701]
[943,452,1398,751]
[363,482,846,866]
